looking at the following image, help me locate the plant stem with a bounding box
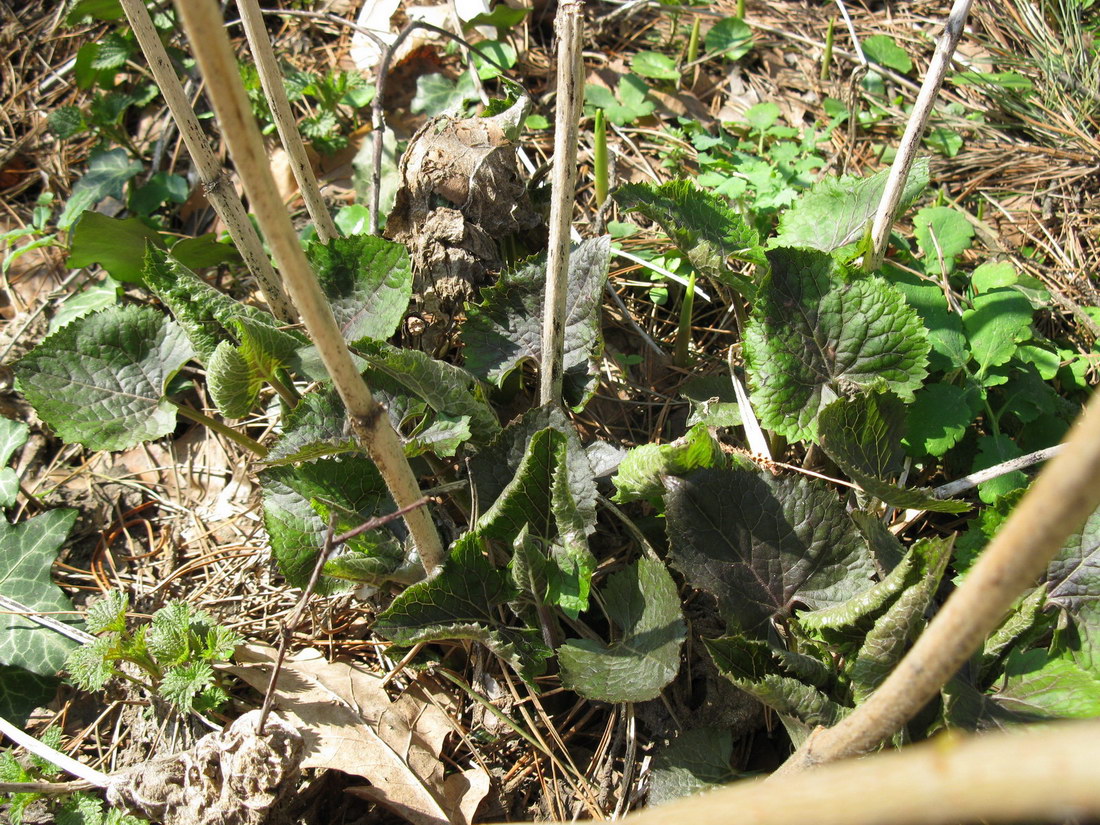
[539,0,585,406]
[593,109,608,208]
[673,272,696,367]
[821,16,836,81]
[865,0,975,271]
[775,387,1100,774]
[173,0,445,575]
[234,0,339,244]
[685,17,701,66]
[117,0,295,323]
[603,720,1100,825]
[172,402,269,457]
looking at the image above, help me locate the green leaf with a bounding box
[848,536,953,701]
[306,235,413,342]
[993,649,1100,719]
[704,17,754,61]
[141,245,282,362]
[465,4,529,32]
[612,422,725,504]
[631,51,680,81]
[49,277,122,334]
[665,467,874,632]
[66,213,165,283]
[972,434,1027,504]
[66,0,124,23]
[818,392,969,514]
[903,382,974,457]
[48,106,86,140]
[263,389,358,466]
[923,127,964,158]
[410,72,479,116]
[772,159,929,252]
[962,288,1033,376]
[742,102,780,133]
[0,510,80,703]
[951,70,1033,90]
[913,206,973,273]
[471,40,517,80]
[16,306,194,451]
[261,457,406,589]
[707,636,848,736]
[1044,504,1100,671]
[207,341,260,418]
[353,338,500,444]
[463,237,609,408]
[169,233,242,270]
[745,248,929,442]
[374,534,552,683]
[861,34,912,73]
[0,418,28,508]
[888,273,970,372]
[614,179,765,294]
[57,149,144,231]
[159,660,216,713]
[129,171,189,216]
[648,728,735,805]
[89,31,132,70]
[559,557,686,702]
[584,75,655,126]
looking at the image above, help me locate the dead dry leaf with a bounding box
[231,645,489,825]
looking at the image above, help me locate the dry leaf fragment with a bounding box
[231,645,489,825]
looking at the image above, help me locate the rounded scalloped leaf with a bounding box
[15,305,194,450]
[744,247,929,442]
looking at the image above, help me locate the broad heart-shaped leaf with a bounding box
[744,247,929,442]
[0,665,57,726]
[648,727,735,805]
[818,392,969,514]
[706,635,848,745]
[992,649,1100,719]
[559,557,686,702]
[1043,503,1100,671]
[374,533,552,683]
[66,212,165,283]
[263,389,358,466]
[613,180,764,296]
[903,382,974,458]
[142,245,287,362]
[612,423,727,504]
[665,467,874,633]
[462,237,610,409]
[0,417,29,508]
[306,235,412,342]
[913,206,973,273]
[847,536,953,702]
[261,456,411,591]
[16,305,195,451]
[207,341,260,418]
[0,510,80,722]
[771,158,929,253]
[962,288,1034,377]
[352,338,500,444]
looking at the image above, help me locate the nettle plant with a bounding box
[9,0,1100,777]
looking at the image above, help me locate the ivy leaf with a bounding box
[962,288,1033,377]
[745,247,929,442]
[648,728,735,805]
[771,159,929,253]
[0,510,80,723]
[57,148,143,230]
[665,467,874,633]
[306,235,413,343]
[847,536,953,701]
[0,417,29,508]
[207,341,260,418]
[1043,504,1100,671]
[818,392,969,514]
[261,457,408,590]
[353,338,500,444]
[612,423,727,505]
[614,180,765,295]
[410,72,479,116]
[463,237,609,409]
[374,534,552,683]
[559,557,686,702]
[16,306,194,451]
[66,213,165,283]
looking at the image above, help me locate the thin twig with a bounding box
[235,0,338,243]
[540,0,585,406]
[934,445,1064,498]
[173,0,445,575]
[775,388,1100,774]
[117,0,296,323]
[0,715,110,788]
[866,0,976,271]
